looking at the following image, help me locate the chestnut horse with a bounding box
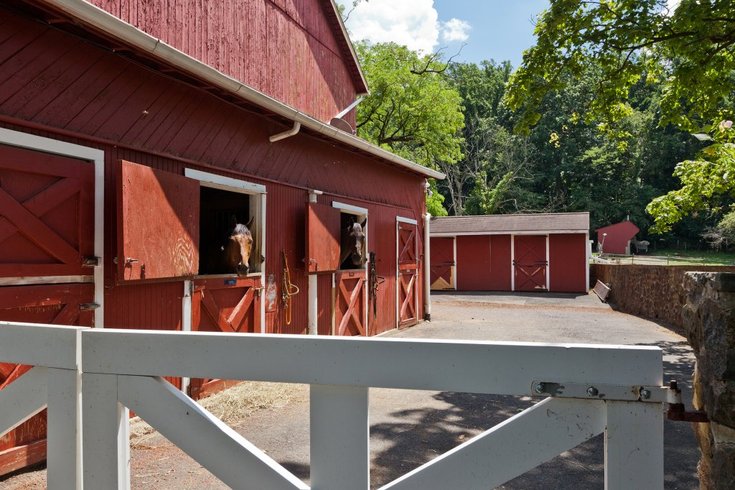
[340,218,366,269]
[218,217,254,276]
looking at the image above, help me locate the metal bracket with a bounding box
[82,256,100,267]
[530,380,677,403]
[79,302,101,311]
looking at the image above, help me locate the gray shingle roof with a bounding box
[430,212,590,235]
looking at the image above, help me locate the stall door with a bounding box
[397,219,419,328]
[335,270,366,336]
[513,235,548,292]
[0,142,96,476]
[430,237,455,290]
[189,277,262,398]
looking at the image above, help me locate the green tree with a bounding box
[505,0,735,132]
[646,123,735,233]
[355,42,464,168]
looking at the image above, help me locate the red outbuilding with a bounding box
[0,0,441,474]
[596,220,640,255]
[430,213,590,293]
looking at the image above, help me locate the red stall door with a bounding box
[335,270,366,336]
[513,235,548,292]
[397,220,419,328]
[430,237,454,290]
[189,276,262,398]
[0,142,96,476]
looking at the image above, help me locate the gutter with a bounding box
[40,0,444,180]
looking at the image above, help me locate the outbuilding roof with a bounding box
[430,212,590,235]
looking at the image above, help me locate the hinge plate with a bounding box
[530,380,676,403]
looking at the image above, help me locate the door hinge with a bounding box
[79,302,101,311]
[530,380,677,403]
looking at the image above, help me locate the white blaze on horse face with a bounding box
[351,222,365,265]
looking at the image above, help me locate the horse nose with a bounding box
[237,264,249,276]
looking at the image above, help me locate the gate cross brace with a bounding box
[531,380,679,404]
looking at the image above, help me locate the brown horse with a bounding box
[340,218,366,269]
[222,218,254,276]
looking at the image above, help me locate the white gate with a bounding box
[0,322,676,489]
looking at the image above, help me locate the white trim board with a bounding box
[332,201,368,216]
[397,216,418,225]
[0,128,105,327]
[431,231,588,237]
[185,168,266,195]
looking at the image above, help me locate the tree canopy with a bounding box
[505,0,735,133]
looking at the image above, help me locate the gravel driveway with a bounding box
[2,291,699,489]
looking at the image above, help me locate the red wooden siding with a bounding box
[549,234,588,293]
[488,235,512,291]
[456,236,491,290]
[89,0,361,124]
[307,203,340,273]
[0,7,427,339]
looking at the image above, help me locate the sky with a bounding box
[336,0,550,68]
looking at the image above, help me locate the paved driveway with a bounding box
[2,292,698,489]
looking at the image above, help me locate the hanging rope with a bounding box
[281,251,300,325]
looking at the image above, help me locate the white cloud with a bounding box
[337,0,470,54]
[441,18,471,43]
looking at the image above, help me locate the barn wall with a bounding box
[88,0,360,124]
[549,234,587,293]
[0,7,427,336]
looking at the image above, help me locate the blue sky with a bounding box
[337,0,549,68]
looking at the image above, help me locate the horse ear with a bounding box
[359,216,367,227]
[246,216,255,230]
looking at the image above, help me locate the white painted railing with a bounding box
[1,323,669,489]
[0,322,85,489]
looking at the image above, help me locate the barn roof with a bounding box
[596,221,640,239]
[430,212,590,235]
[30,0,442,180]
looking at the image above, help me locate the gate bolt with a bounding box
[640,388,651,400]
[533,383,546,395]
[586,386,599,397]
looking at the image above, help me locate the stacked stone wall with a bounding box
[590,264,735,333]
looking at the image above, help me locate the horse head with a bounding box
[344,219,366,267]
[223,217,254,276]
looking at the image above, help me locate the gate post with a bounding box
[310,385,369,490]
[604,401,663,489]
[82,373,130,490]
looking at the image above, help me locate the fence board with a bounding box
[82,330,663,394]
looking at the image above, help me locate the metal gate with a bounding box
[190,277,262,397]
[397,218,419,328]
[513,235,548,292]
[0,135,99,476]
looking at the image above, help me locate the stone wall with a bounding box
[682,273,735,489]
[590,264,735,333]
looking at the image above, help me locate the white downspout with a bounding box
[269,121,301,143]
[308,190,322,335]
[423,212,431,321]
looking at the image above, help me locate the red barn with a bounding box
[0,0,441,474]
[596,221,640,255]
[430,213,590,293]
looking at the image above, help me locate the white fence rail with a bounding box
[1,323,668,489]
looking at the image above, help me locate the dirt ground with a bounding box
[1,291,699,489]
